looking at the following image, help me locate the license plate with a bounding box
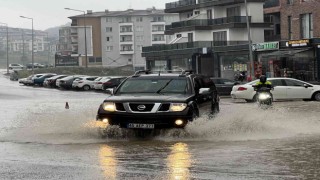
[127,123,154,129]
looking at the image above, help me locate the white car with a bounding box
[72,76,99,90]
[231,78,320,102]
[9,63,24,70]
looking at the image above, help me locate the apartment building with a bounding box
[261,0,320,81]
[101,8,179,70]
[142,0,271,79]
[61,9,179,69]
[0,28,49,54]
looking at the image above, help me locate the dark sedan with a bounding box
[211,77,238,96]
[44,75,68,88]
[58,75,84,89]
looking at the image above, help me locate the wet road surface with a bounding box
[1,72,320,179]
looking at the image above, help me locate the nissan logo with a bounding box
[137,105,146,111]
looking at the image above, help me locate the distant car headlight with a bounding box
[258,93,271,100]
[102,102,116,112]
[169,103,187,112]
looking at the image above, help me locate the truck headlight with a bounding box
[102,102,116,112]
[169,103,187,112]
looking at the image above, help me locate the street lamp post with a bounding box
[20,16,34,74]
[244,0,254,80]
[0,22,9,74]
[65,8,88,68]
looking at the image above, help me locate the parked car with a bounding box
[102,77,126,91]
[92,76,125,91]
[32,73,57,86]
[26,63,45,69]
[231,77,320,102]
[211,77,238,96]
[44,75,68,88]
[72,76,99,90]
[96,70,220,131]
[19,74,43,86]
[9,63,24,70]
[58,75,84,89]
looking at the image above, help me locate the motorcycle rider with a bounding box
[254,75,272,91]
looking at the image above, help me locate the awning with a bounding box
[260,48,312,58]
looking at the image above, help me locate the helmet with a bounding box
[260,75,267,83]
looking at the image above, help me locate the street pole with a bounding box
[0,22,9,74]
[46,32,50,64]
[244,0,254,80]
[20,16,34,74]
[65,8,88,68]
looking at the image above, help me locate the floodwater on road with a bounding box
[1,72,320,180]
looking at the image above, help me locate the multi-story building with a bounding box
[261,0,320,81]
[142,0,271,79]
[63,8,179,69]
[101,8,179,70]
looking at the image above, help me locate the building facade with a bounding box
[261,0,320,81]
[101,9,179,70]
[60,9,179,70]
[142,0,271,80]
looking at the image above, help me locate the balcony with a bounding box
[165,0,197,12]
[120,49,134,55]
[142,41,248,54]
[263,0,279,8]
[165,16,251,34]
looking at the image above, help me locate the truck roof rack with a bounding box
[132,69,193,77]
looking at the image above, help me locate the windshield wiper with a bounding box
[156,79,173,94]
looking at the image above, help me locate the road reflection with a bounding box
[167,142,192,180]
[99,145,118,180]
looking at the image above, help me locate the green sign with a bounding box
[252,42,279,51]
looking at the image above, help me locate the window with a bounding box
[176,34,182,38]
[106,46,113,51]
[188,33,193,42]
[300,13,313,38]
[121,17,131,23]
[106,17,112,22]
[96,57,102,63]
[227,6,240,17]
[89,57,95,63]
[207,9,212,19]
[106,27,112,32]
[152,34,165,41]
[213,31,227,45]
[285,79,304,87]
[152,25,164,32]
[136,36,144,41]
[106,36,113,42]
[152,16,164,22]
[288,16,292,40]
[287,0,293,4]
[194,11,200,15]
[269,79,284,86]
[136,26,144,32]
[136,17,143,22]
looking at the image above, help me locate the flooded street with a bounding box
[1,72,320,180]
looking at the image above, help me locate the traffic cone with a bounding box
[65,102,69,109]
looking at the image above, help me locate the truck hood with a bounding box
[103,93,194,103]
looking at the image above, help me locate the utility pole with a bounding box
[245,0,254,80]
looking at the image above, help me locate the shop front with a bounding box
[256,39,319,82]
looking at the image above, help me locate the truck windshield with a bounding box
[117,78,189,94]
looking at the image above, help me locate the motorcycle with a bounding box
[252,86,273,109]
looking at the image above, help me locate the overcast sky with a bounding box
[0,0,173,30]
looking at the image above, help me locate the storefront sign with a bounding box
[286,39,310,47]
[252,42,279,51]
